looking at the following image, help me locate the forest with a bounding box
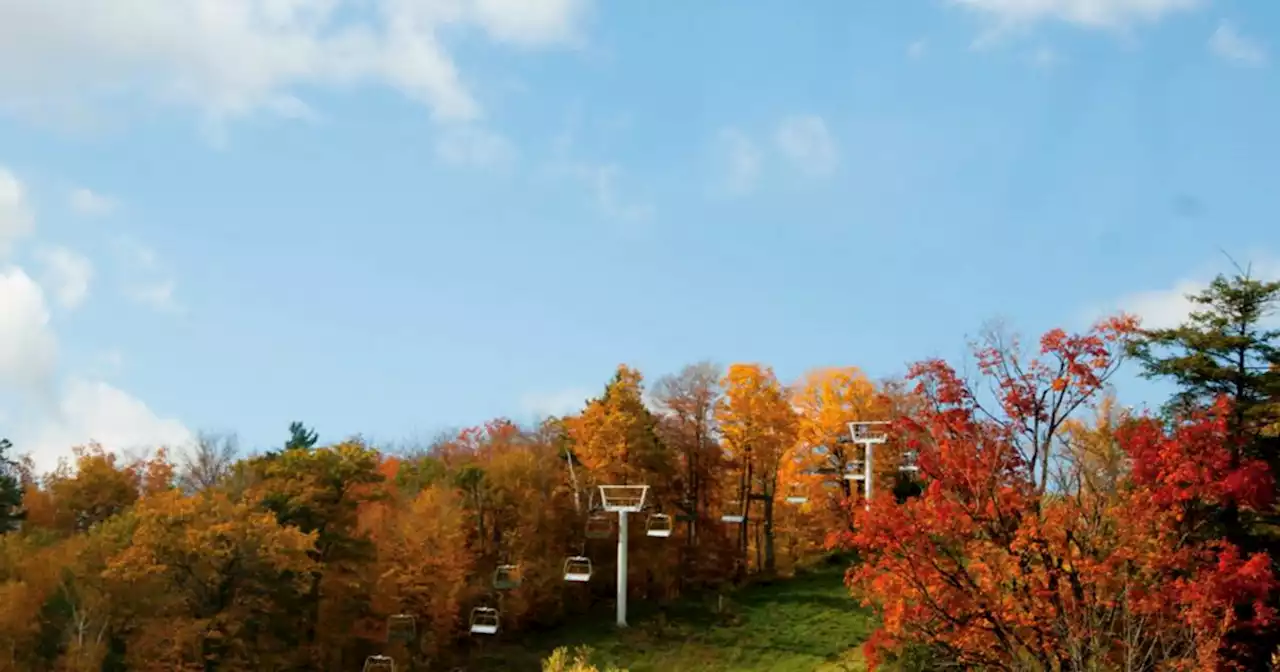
[0,272,1278,672]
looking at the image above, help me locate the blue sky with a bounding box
[0,0,1277,471]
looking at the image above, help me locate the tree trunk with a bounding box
[763,489,776,574]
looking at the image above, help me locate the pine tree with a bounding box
[0,438,25,534]
[286,421,320,452]
[1128,271,1280,464]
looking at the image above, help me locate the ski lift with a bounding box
[387,613,416,643]
[784,483,808,505]
[899,450,920,473]
[469,606,500,635]
[585,513,613,539]
[363,655,396,672]
[721,501,745,524]
[563,555,593,582]
[493,564,521,590]
[849,421,889,444]
[646,513,673,538]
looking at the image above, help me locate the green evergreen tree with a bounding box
[285,421,319,452]
[1128,271,1280,464]
[0,438,26,534]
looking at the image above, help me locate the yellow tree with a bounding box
[791,368,882,504]
[366,485,473,663]
[43,444,141,534]
[716,364,797,575]
[566,365,673,499]
[1059,387,1131,500]
[245,438,386,667]
[104,489,316,670]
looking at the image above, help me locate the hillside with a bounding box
[471,561,877,672]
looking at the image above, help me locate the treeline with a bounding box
[0,360,919,671]
[1,272,1278,671]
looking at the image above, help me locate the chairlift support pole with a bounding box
[616,511,629,627]
[597,484,648,629]
[864,441,873,508]
[848,421,889,511]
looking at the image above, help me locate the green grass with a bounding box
[471,560,877,671]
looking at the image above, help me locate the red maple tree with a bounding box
[836,317,1278,670]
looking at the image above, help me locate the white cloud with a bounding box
[950,0,1202,31]
[35,246,93,309]
[20,377,194,474]
[69,188,117,216]
[1209,21,1268,68]
[715,128,762,196]
[114,238,181,312]
[1096,257,1280,331]
[0,167,34,256]
[0,168,191,474]
[548,155,653,224]
[0,267,58,397]
[519,387,592,419]
[128,279,181,313]
[0,0,590,130]
[435,125,516,168]
[774,115,839,177]
[908,39,928,59]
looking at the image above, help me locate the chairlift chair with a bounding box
[849,421,890,445]
[584,513,613,539]
[899,450,920,473]
[843,460,866,481]
[493,564,521,590]
[646,513,673,538]
[784,483,808,505]
[469,606,500,635]
[563,555,593,582]
[362,655,396,672]
[387,613,416,643]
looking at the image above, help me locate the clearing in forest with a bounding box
[472,561,876,672]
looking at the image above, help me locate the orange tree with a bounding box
[839,316,1279,670]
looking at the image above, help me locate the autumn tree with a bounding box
[1057,387,1130,499]
[365,484,472,664]
[105,489,316,670]
[0,439,22,534]
[651,363,723,553]
[716,364,798,575]
[568,366,670,486]
[843,316,1280,670]
[44,445,141,534]
[175,432,238,493]
[247,438,386,667]
[790,367,894,528]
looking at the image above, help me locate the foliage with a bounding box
[2,303,1278,669]
[840,316,1280,670]
[0,439,22,535]
[716,364,798,575]
[543,646,627,672]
